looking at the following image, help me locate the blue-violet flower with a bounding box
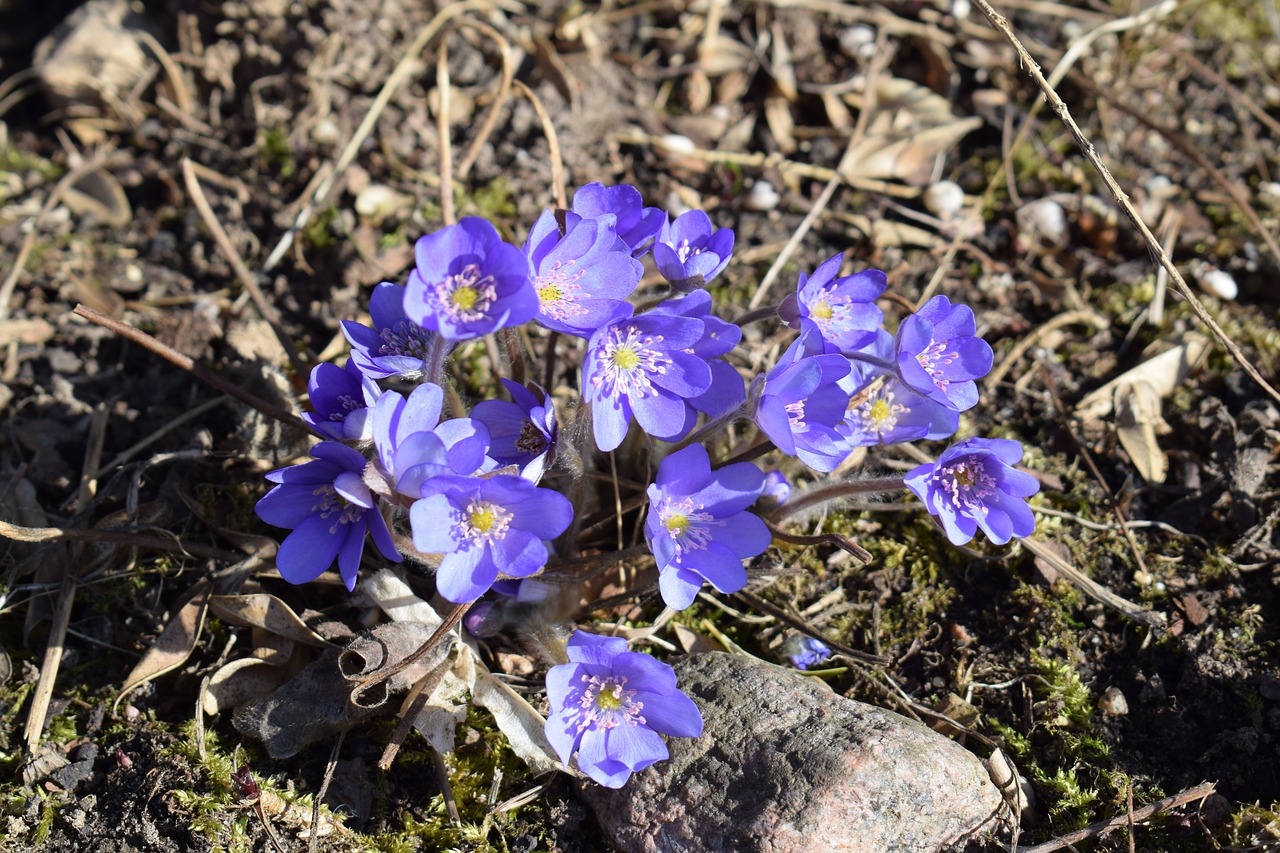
[894,295,993,411]
[753,326,852,473]
[644,444,771,610]
[782,635,832,671]
[471,378,559,483]
[777,255,885,353]
[524,209,642,336]
[545,631,703,788]
[409,474,573,602]
[302,360,382,441]
[837,330,959,448]
[903,437,1039,546]
[652,210,734,292]
[255,442,400,591]
[646,290,744,418]
[341,282,435,379]
[404,217,536,340]
[571,182,665,257]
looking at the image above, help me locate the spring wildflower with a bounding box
[652,210,734,292]
[571,182,665,256]
[471,379,559,483]
[777,254,885,353]
[903,437,1039,545]
[524,209,642,336]
[894,295,993,411]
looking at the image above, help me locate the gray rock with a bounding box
[583,653,1005,853]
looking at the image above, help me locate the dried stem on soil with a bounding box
[1016,781,1217,853]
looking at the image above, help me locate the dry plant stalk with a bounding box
[972,0,1280,410]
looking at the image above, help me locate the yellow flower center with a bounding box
[953,465,974,487]
[539,283,563,304]
[812,300,834,320]
[867,399,892,424]
[611,347,640,371]
[452,286,479,311]
[469,506,498,532]
[595,687,623,711]
[664,513,689,537]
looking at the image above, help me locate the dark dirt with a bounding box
[3,0,1280,851]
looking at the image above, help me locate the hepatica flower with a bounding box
[644,444,771,610]
[341,282,434,379]
[524,209,642,336]
[255,442,400,591]
[409,474,573,602]
[777,255,885,353]
[471,378,559,482]
[647,290,744,418]
[571,182,665,256]
[903,437,1039,546]
[371,382,491,497]
[545,631,702,788]
[652,210,734,292]
[584,310,712,451]
[753,326,851,473]
[783,635,831,671]
[302,360,381,441]
[405,217,536,340]
[894,295,993,411]
[838,331,959,449]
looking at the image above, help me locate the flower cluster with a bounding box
[254,181,1040,789]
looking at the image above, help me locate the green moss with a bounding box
[258,129,296,178]
[303,204,342,251]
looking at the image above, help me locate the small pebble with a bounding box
[1195,266,1238,301]
[924,180,965,217]
[312,117,340,146]
[951,0,971,19]
[744,180,780,212]
[838,25,877,60]
[1098,686,1129,716]
[354,184,411,224]
[658,134,697,156]
[1016,198,1068,247]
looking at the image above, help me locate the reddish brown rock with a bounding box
[583,652,1006,853]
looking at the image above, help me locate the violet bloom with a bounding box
[903,437,1039,546]
[302,360,381,441]
[753,326,851,473]
[409,474,573,602]
[644,444,771,610]
[583,309,712,451]
[524,209,642,336]
[404,217,536,341]
[783,635,831,671]
[341,282,434,379]
[471,379,559,482]
[545,631,702,788]
[571,182,665,256]
[758,470,791,511]
[255,442,400,591]
[894,295,993,412]
[652,210,734,292]
[777,255,885,353]
[371,383,491,497]
[646,290,744,418]
[838,331,959,448]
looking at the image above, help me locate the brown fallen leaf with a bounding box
[113,580,212,712]
[209,593,333,649]
[1115,380,1169,484]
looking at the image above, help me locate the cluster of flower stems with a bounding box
[256,183,1039,787]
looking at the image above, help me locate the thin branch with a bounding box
[1017,782,1216,853]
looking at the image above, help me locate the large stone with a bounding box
[584,652,1006,853]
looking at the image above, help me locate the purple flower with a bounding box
[894,295,993,411]
[903,437,1039,546]
[255,442,400,591]
[371,383,491,497]
[545,631,702,788]
[652,210,734,291]
[471,379,559,482]
[571,183,665,257]
[838,331,959,448]
[524,209,642,336]
[644,444,771,610]
[777,255,885,353]
[583,310,713,451]
[753,326,851,473]
[783,635,831,670]
[301,360,382,441]
[404,217,536,341]
[758,470,791,510]
[341,283,435,379]
[646,291,744,418]
[409,474,573,602]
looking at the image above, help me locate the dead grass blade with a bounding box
[1017,781,1216,853]
[1019,538,1163,628]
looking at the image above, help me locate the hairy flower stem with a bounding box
[670,402,748,451]
[713,438,776,469]
[844,351,897,373]
[542,330,560,392]
[772,476,906,521]
[424,336,455,386]
[732,303,781,326]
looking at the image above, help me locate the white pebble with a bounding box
[354,184,410,223]
[838,26,877,60]
[312,117,340,146]
[1098,687,1129,716]
[951,0,971,19]
[745,180,780,212]
[1196,267,1238,301]
[1016,199,1067,246]
[659,134,697,155]
[923,181,965,217]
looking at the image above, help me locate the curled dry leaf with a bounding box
[470,668,560,776]
[1115,380,1170,484]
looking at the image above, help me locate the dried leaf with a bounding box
[1115,381,1168,483]
[339,621,451,709]
[471,668,559,775]
[63,166,131,227]
[672,622,722,655]
[362,569,441,627]
[411,645,475,755]
[114,581,212,712]
[209,593,333,648]
[1076,334,1210,425]
[200,657,294,717]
